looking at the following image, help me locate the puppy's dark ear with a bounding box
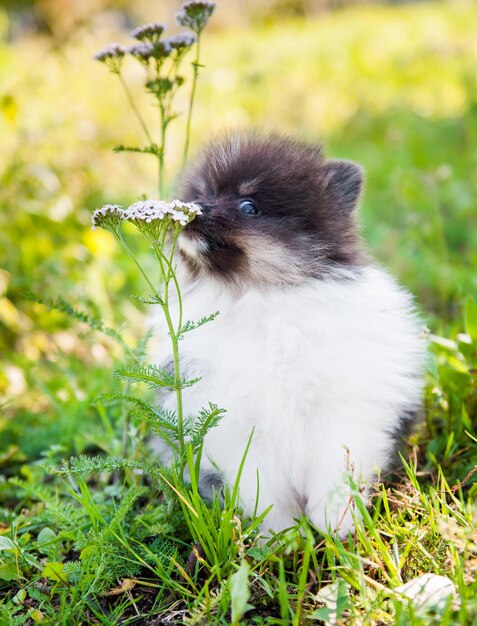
[321,159,364,214]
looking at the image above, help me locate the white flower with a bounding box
[130,22,167,42]
[91,199,202,230]
[170,199,202,214]
[170,210,188,225]
[123,200,170,221]
[93,44,126,62]
[91,204,123,229]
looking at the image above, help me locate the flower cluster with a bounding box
[92,43,126,72]
[166,32,197,54]
[176,1,216,33]
[92,200,202,231]
[130,22,167,43]
[92,43,126,61]
[93,2,209,69]
[92,1,216,198]
[90,204,124,229]
[126,41,172,63]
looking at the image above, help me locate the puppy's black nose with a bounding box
[197,201,213,213]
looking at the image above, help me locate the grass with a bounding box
[1,1,477,624]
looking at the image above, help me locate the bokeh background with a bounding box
[1,0,476,459]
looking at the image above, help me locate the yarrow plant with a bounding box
[91,200,205,477]
[91,200,201,230]
[91,2,217,479]
[93,1,216,197]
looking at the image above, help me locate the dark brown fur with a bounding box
[179,131,368,286]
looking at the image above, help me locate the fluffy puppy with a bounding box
[157,131,425,536]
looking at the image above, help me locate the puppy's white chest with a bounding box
[179,286,314,430]
[178,268,420,426]
[155,266,424,533]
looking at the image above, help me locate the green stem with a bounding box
[158,101,166,198]
[118,73,153,145]
[161,265,185,478]
[121,381,132,460]
[143,227,186,476]
[143,229,166,285]
[182,35,201,167]
[169,231,184,334]
[116,232,161,301]
[154,240,184,336]
[117,231,184,475]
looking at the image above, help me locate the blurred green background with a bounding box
[1,0,476,460]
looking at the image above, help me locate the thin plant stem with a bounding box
[144,229,182,334]
[154,240,166,286]
[168,231,184,334]
[158,101,166,198]
[149,228,184,335]
[142,226,186,476]
[121,381,132,459]
[115,227,188,474]
[161,267,185,477]
[141,227,184,341]
[168,234,185,476]
[114,232,163,463]
[116,231,161,301]
[118,72,153,145]
[151,54,168,199]
[182,35,201,167]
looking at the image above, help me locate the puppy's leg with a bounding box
[304,444,377,538]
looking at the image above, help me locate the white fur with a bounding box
[153,264,425,536]
[178,233,209,261]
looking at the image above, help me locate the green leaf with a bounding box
[113,143,161,156]
[31,610,45,623]
[131,293,164,306]
[308,606,335,622]
[447,356,469,375]
[79,545,96,561]
[24,293,128,348]
[13,588,27,604]
[0,563,18,581]
[230,560,254,625]
[465,296,477,341]
[47,454,159,478]
[41,561,67,583]
[114,363,175,388]
[190,403,225,448]
[37,527,56,546]
[114,363,200,390]
[37,527,57,555]
[0,536,15,550]
[179,310,220,336]
[145,78,174,95]
[246,546,265,561]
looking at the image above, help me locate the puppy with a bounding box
[157,131,425,536]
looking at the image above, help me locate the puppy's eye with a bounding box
[239,199,259,216]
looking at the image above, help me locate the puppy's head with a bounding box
[178,131,366,287]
